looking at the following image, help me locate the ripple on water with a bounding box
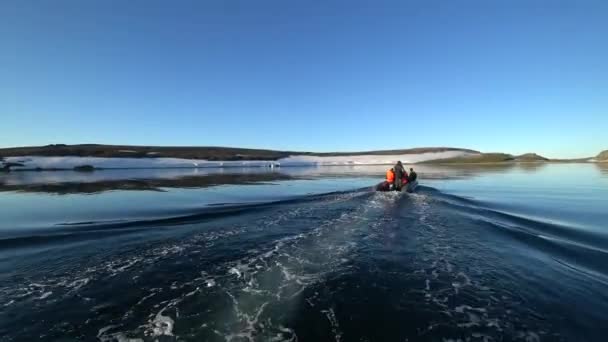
[2,187,605,341]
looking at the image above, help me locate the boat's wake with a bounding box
[1,186,607,341]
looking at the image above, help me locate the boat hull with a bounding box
[375,180,418,192]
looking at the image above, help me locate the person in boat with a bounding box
[393,161,406,191]
[402,169,409,188]
[385,167,396,190]
[408,168,417,182]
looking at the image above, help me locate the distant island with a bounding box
[0,144,606,171]
[423,150,607,164]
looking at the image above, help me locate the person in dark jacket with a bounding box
[393,161,406,191]
[408,168,417,182]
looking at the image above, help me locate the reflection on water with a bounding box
[596,162,608,174]
[513,161,548,172]
[0,173,295,194]
[0,162,587,194]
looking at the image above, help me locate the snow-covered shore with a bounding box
[2,151,475,170]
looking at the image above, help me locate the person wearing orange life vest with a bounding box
[386,168,395,182]
[386,168,395,189]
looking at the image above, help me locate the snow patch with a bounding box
[279,151,475,165]
[3,151,476,170]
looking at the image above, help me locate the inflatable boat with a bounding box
[375,180,418,193]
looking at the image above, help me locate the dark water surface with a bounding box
[1,164,607,341]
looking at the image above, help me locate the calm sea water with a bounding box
[1,163,607,341]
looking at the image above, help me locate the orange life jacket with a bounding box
[386,169,395,183]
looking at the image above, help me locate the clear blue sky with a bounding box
[1,0,606,158]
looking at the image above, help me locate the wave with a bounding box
[3,183,607,341]
[1,186,384,341]
[0,187,374,251]
[425,186,608,280]
[3,183,605,277]
[430,187,608,249]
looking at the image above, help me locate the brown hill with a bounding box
[0,144,478,161]
[421,153,513,164]
[514,153,549,161]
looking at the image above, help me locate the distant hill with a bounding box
[0,144,478,161]
[424,153,551,164]
[1,145,605,168]
[514,153,549,162]
[422,151,600,164]
[421,153,514,164]
[0,144,290,161]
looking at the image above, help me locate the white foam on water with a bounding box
[147,307,175,337]
[203,194,372,340]
[97,324,119,337]
[97,325,146,342]
[224,301,270,342]
[322,308,343,342]
[99,332,144,342]
[527,332,541,342]
[451,272,472,294]
[2,187,382,340]
[471,332,494,341]
[185,287,199,297]
[228,267,242,278]
[411,208,525,340]
[38,291,52,299]
[68,277,90,291]
[113,259,140,273]
[269,325,298,342]
[277,261,296,281]
[2,223,254,315]
[454,305,487,314]
[135,290,159,306]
